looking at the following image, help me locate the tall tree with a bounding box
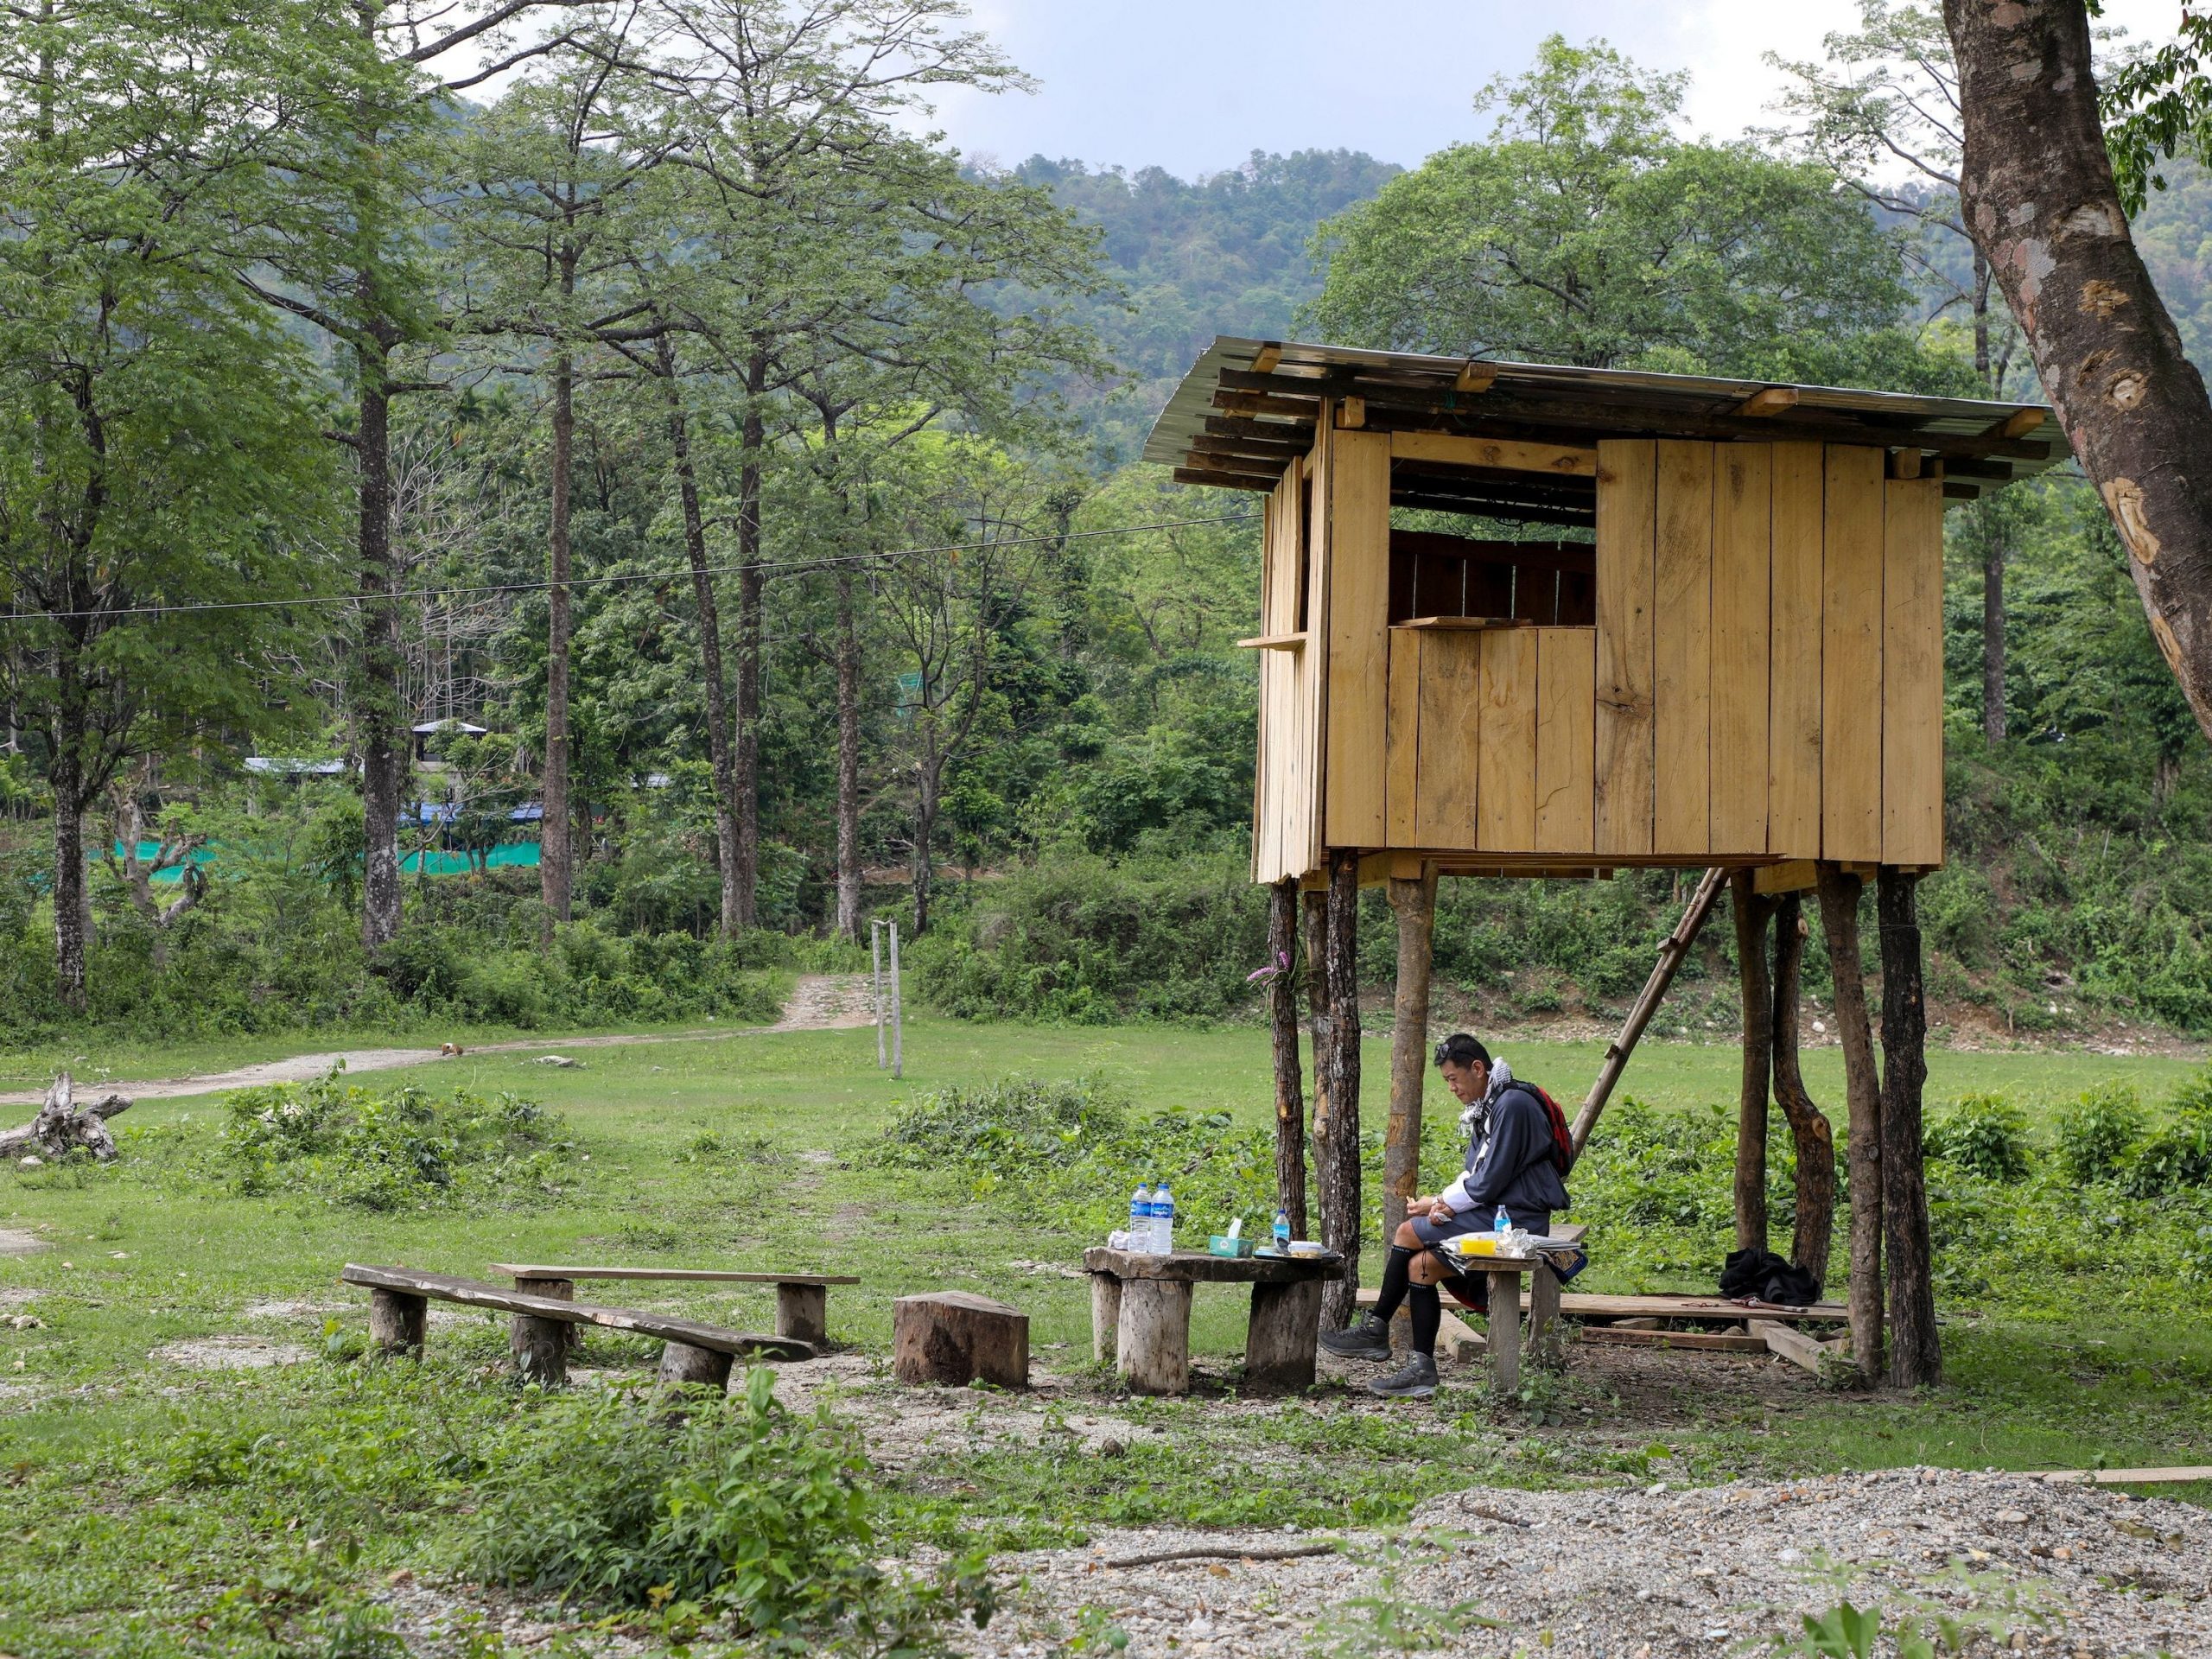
[1946,0,2212,744]
[0,0,339,1007]
[1306,36,1930,384]
[238,0,588,954]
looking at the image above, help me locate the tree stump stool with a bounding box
[892,1291,1029,1389]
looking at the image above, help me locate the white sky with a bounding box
[929,1,2187,177]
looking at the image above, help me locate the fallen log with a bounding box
[1,1073,131,1161]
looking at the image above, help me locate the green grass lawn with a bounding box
[0,1015,2205,1656]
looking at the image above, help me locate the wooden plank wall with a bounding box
[1313,438,1945,868]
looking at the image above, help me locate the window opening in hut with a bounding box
[1385,523,1596,628]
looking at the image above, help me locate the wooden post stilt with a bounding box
[1316,849,1363,1331]
[1570,866,1728,1156]
[1729,871,1776,1252]
[1382,865,1437,1251]
[1877,868,1940,1387]
[1815,862,1884,1380]
[1268,878,1308,1236]
[368,1287,426,1356]
[1090,1273,1122,1366]
[1771,894,1837,1290]
[1301,884,1332,1166]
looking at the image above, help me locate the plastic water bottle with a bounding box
[1153,1180,1177,1255]
[1129,1183,1153,1253]
[1495,1203,1511,1238]
[1273,1208,1292,1252]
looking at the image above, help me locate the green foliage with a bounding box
[451,1370,992,1648]
[912,854,1267,1024]
[863,1076,1278,1240]
[2055,1083,2145,1185]
[213,1073,570,1211]
[1923,1093,2033,1183]
[2121,1073,2212,1199]
[1305,36,1954,389]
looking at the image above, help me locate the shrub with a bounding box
[862,1077,1278,1238]
[451,1370,989,1645]
[215,1072,571,1211]
[2055,1082,2145,1185]
[2122,1069,2212,1198]
[1923,1092,2034,1182]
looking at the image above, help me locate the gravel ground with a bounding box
[953,1469,2212,1658]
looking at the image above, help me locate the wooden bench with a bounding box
[340,1264,813,1390]
[490,1263,860,1348]
[1084,1247,1346,1395]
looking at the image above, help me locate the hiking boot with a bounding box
[1367,1353,1439,1399]
[1318,1317,1394,1363]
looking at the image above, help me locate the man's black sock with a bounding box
[1408,1286,1441,1357]
[1370,1246,1414,1324]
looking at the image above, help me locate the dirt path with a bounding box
[0,974,878,1106]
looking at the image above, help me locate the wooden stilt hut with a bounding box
[1144,340,2065,1384]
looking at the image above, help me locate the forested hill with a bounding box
[1001,150,1402,461]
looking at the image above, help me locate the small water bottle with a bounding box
[1153,1180,1177,1255]
[1494,1203,1511,1237]
[1129,1183,1153,1252]
[1273,1207,1292,1252]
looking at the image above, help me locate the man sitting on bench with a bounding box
[1321,1033,1571,1399]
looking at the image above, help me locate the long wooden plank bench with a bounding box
[490,1263,859,1347]
[340,1264,814,1390]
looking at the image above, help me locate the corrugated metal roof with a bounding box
[1143,336,2065,508]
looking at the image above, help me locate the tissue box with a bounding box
[1207,1234,1255,1259]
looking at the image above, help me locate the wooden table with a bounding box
[1083,1247,1345,1395]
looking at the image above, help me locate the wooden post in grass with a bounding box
[1302,886,1332,1154]
[1729,871,1776,1253]
[1878,868,1940,1388]
[1383,864,1437,1252]
[1268,878,1308,1236]
[1770,894,1837,1292]
[1815,862,1884,1379]
[1316,849,1363,1330]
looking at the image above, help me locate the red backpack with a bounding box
[1504,1079,1576,1178]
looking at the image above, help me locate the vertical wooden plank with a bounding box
[1324,428,1389,849]
[1385,629,1421,848]
[1821,445,1885,863]
[1711,444,1772,857]
[1652,440,1713,856]
[1295,416,1333,876]
[1414,632,1478,849]
[1535,626,1595,854]
[1882,477,1945,866]
[1253,490,1279,882]
[1768,442,1824,861]
[1477,628,1538,850]
[1595,440,1656,855]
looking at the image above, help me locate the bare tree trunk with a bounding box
[1268,878,1307,1236]
[1383,868,1435,1251]
[1316,851,1363,1330]
[1771,893,1836,1292]
[1816,863,1883,1377]
[51,761,86,1014]
[833,569,862,941]
[1877,869,1941,1388]
[912,753,938,937]
[540,346,575,937]
[731,340,769,931]
[1980,500,2007,743]
[654,336,742,942]
[1301,885,1332,1164]
[1730,872,1775,1253]
[1948,0,2212,742]
[356,367,405,953]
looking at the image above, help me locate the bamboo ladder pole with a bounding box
[1568,867,1730,1158]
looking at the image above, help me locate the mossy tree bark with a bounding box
[1730,872,1777,1253]
[1878,868,1941,1387]
[1816,862,1884,1377]
[1770,893,1837,1291]
[1316,851,1363,1330]
[1268,878,1308,1236]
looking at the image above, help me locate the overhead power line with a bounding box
[0,512,1258,625]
